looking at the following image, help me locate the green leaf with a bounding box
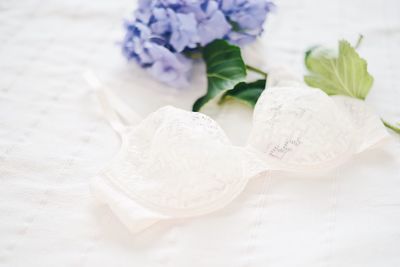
[382,119,400,134]
[192,40,246,112]
[304,40,374,100]
[220,79,266,107]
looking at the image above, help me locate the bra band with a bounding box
[83,71,142,132]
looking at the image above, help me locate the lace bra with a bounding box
[85,69,389,233]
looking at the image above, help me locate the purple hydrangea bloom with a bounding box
[122,0,273,87]
[122,19,193,87]
[219,0,274,45]
[147,45,192,86]
[197,1,232,45]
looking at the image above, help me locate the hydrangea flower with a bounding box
[122,0,273,87]
[220,0,273,45]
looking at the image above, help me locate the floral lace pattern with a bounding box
[248,87,356,171]
[103,106,264,217]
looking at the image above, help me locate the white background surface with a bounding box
[0,0,399,266]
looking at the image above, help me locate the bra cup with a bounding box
[331,95,389,153]
[247,86,357,171]
[101,106,260,217]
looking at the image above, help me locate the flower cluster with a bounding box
[122,0,273,87]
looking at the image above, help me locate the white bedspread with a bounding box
[0,0,399,266]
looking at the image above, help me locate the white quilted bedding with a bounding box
[0,0,399,266]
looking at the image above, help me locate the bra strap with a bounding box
[84,71,142,132]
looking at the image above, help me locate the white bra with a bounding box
[85,69,389,233]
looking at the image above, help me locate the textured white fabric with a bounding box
[1,0,400,266]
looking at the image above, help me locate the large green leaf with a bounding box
[192,40,246,111]
[220,79,266,107]
[304,40,374,100]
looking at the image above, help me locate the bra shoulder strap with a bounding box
[83,71,142,133]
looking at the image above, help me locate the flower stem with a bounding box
[354,34,364,50]
[382,119,400,135]
[246,65,268,78]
